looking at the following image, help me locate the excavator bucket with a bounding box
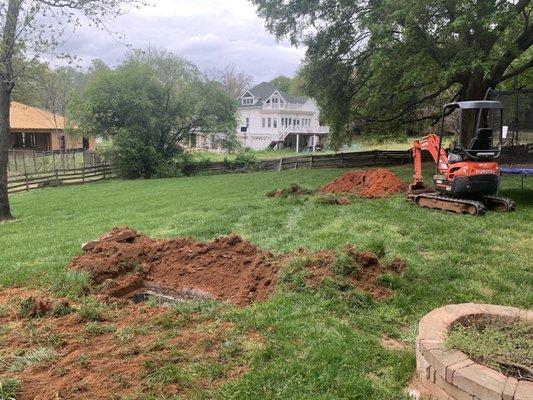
[408,181,430,195]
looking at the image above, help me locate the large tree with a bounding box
[207,64,253,99]
[251,0,533,146]
[0,0,139,221]
[70,50,237,178]
[270,75,291,92]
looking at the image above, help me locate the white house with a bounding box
[236,82,329,151]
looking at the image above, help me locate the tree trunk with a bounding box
[0,0,22,221]
[0,82,12,221]
[460,70,489,147]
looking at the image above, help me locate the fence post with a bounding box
[82,166,85,183]
[14,150,18,171]
[341,153,345,168]
[54,169,59,183]
[22,152,27,174]
[374,150,378,165]
[103,155,107,179]
[32,151,37,173]
[279,158,283,172]
[52,152,56,171]
[310,156,313,169]
[25,173,29,191]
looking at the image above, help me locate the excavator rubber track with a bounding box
[482,195,516,212]
[409,192,487,216]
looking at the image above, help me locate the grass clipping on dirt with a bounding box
[446,317,533,381]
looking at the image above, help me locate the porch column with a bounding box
[296,134,299,153]
[312,135,317,153]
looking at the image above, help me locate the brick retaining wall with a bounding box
[416,304,532,400]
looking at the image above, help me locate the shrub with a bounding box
[154,158,180,178]
[112,128,163,179]
[175,151,197,176]
[224,150,258,171]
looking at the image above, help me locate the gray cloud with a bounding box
[56,0,305,83]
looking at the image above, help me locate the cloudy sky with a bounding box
[59,0,305,83]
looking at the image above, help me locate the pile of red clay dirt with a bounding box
[319,168,407,198]
[70,228,279,306]
[70,227,407,306]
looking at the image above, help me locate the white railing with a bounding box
[276,126,329,142]
[262,103,310,111]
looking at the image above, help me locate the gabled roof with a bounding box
[10,101,65,131]
[238,82,310,108]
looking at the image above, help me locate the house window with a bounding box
[267,118,271,128]
[273,118,277,128]
[262,118,266,128]
[242,97,254,105]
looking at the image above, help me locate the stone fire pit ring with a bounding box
[416,303,532,400]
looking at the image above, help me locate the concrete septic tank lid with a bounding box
[415,303,532,400]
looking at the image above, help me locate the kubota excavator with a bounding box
[408,100,515,215]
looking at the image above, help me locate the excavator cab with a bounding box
[440,101,504,163]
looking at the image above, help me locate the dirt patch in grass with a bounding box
[446,315,533,381]
[0,288,250,400]
[379,335,407,351]
[319,168,407,198]
[286,246,406,300]
[69,230,280,306]
[267,184,314,198]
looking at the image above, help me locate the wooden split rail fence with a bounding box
[7,145,531,194]
[8,164,115,194]
[191,145,533,174]
[194,149,419,174]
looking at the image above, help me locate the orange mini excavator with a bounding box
[408,100,515,215]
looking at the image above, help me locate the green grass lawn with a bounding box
[1,166,532,399]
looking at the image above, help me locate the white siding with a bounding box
[236,98,329,150]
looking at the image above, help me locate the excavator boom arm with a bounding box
[411,134,448,186]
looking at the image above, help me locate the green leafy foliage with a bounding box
[270,75,292,92]
[223,149,258,171]
[69,49,237,179]
[252,0,533,145]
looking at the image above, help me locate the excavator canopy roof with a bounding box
[444,101,503,110]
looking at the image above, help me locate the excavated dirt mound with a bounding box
[319,168,407,198]
[70,228,407,305]
[69,229,279,306]
[300,246,407,299]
